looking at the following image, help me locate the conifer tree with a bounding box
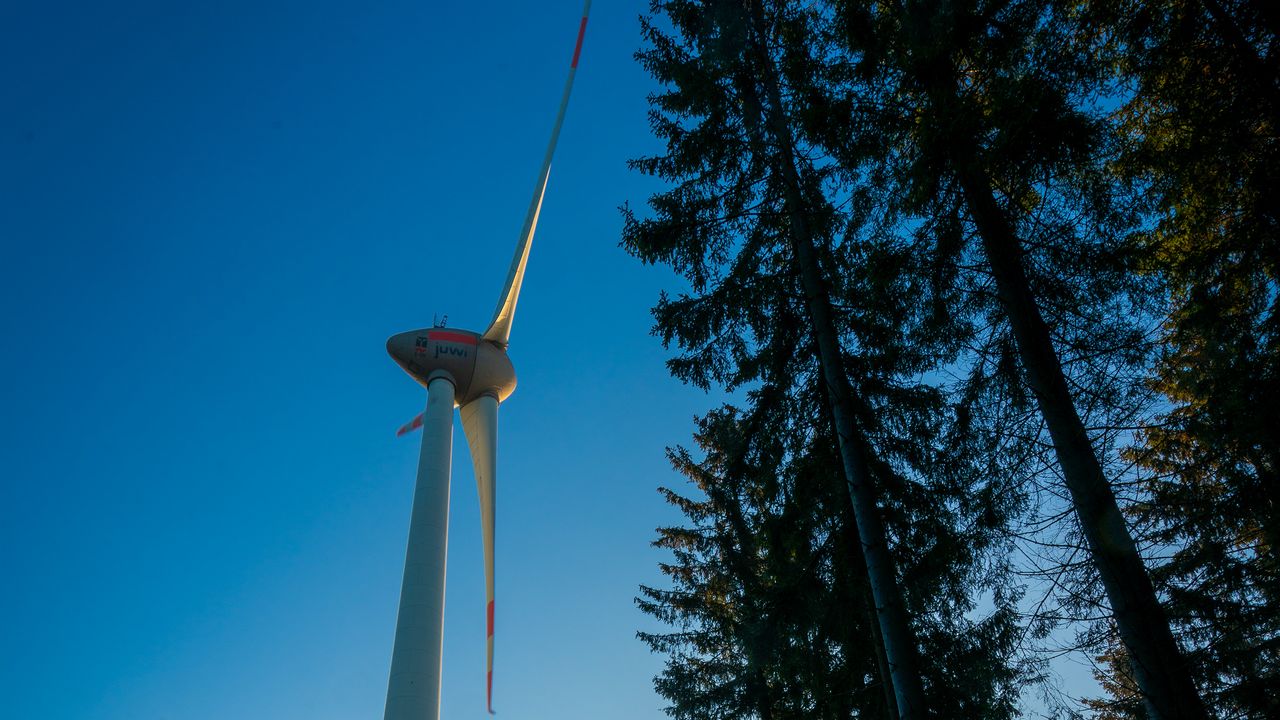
[1083,0,1280,713]
[630,0,1279,715]
[627,2,1027,717]
[639,401,894,720]
[638,381,1026,719]
[810,0,1209,715]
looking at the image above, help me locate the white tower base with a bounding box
[385,376,455,720]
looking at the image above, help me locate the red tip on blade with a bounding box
[487,600,496,713]
[396,413,424,437]
[570,16,587,68]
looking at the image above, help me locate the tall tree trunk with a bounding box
[837,469,903,720]
[955,162,1209,720]
[820,375,902,720]
[734,2,931,717]
[863,577,903,720]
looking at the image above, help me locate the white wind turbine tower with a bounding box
[382,3,589,718]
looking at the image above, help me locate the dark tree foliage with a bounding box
[639,403,892,720]
[808,0,1210,715]
[1084,632,1146,720]
[627,1,1026,717]
[638,387,1028,720]
[1082,1,1280,714]
[627,0,1278,717]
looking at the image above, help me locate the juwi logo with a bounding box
[426,330,477,360]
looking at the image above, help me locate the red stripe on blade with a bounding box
[428,330,478,345]
[487,600,495,712]
[396,414,424,436]
[570,17,587,68]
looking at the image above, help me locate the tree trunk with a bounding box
[955,162,1208,720]
[837,469,903,720]
[736,3,931,718]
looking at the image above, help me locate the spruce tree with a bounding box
[639,401,894,720]
[811,0,1208,715]
[627,2,1027,716]
[1085,0,1280,713]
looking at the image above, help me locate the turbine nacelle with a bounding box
[387,328,517,405]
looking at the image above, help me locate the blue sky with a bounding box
[1,1,720,718]
[0,1,1114,717]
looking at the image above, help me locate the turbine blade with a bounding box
[482,0,591,348]
[396,412,425,437]
[460,394,499,714]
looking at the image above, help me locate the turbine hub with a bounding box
[387,328,517,404]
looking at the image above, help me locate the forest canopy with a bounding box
[624,0,1278,718]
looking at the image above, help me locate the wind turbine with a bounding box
[381,3,589,719]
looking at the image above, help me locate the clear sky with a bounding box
[1,1,1113,717]
[1,1,718,718]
